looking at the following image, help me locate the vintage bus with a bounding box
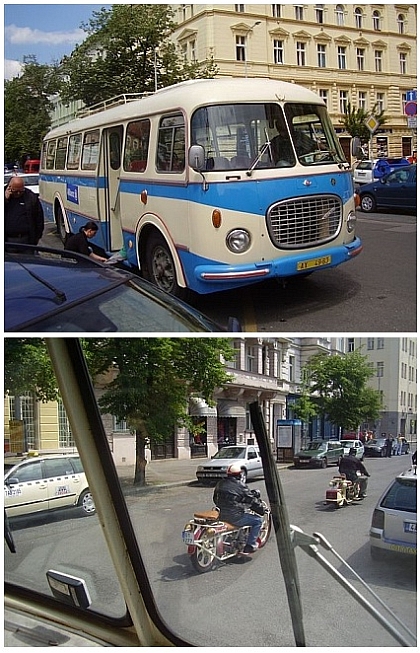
[39,78,362,297]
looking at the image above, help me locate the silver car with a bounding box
[339,439,365,460]
[196,445,263,484]
[370,468,417,559]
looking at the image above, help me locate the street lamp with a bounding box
[244,20,261,78]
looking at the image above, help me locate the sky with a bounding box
[4,3,111,79]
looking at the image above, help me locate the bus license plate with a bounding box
[403,521,417,533]
[297,256,332,271]
[182,530,195,545]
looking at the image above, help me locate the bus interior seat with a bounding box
[206,157,230,170]
[130,160,146,172]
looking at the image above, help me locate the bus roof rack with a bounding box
[77,92,153,117]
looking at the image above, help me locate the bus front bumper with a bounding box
[189,237,362,294]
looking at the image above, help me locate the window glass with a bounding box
[67,134,82,170]
[124,119,150,172]
[156,113,185,172]
[45,140,57,170]
[8,461,44,482]
[55,137,68,170]
[43,458,75,477]
[82,129,100,170]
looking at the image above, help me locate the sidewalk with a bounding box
[117,456,291,489]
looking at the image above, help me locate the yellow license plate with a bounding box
[297,255,332,271]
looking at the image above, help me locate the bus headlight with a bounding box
[226,229,251,253]
[346,210,357,233]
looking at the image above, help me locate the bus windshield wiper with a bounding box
[246,128,273,177]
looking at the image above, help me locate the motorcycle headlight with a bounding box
[226,229,251,253]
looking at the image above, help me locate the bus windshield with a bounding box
[285,102,347,165]
[191,101,345,172]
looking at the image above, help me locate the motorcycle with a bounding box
[182,491,272,573]
[325,472,361,508]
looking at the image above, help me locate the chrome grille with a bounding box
[267,195,342,249]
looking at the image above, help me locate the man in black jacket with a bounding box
[339,448,370,497]
[213,462,264,554]
[5,176,44,250]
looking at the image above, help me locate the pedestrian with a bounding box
[65,222,108,263]
[5,176,44,251]
[396,434,403,456]
[385,434,393,458]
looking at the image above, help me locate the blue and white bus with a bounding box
[40,78,362,297]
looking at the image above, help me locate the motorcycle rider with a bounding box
[213,462,264,554]
[339,448,370,497]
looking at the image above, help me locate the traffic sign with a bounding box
[404,101,417,117]
[406,90,417,102]
[365,115,379,133]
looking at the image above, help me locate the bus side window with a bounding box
[44,140,57,170]
[82,129,100,170]
[156,113,185,173]
[67,134,82,170]
[124,119,150,173]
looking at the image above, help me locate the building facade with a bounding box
[347,336,417,436]
[171,3,417,158]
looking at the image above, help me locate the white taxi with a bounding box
[4,453,95,518]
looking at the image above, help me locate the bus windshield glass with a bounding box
[284,102,347,165]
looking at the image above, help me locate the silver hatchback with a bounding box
[370,468,417,559]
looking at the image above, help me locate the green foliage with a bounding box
[301,350,381,432]
[4,56,61,163]
[339,102,388,148]
[84,338,234,438]
[4,338,58,402]
[59,4,218,106]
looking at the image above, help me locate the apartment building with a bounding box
[348,336,417,436]
[171,4,417,158]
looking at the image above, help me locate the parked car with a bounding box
[5,245,230,333]
[339,439,365,460]
[356,164,417,213]
[293,441,344,468]
[353,157,410,185]
[364,437,410,457]
[4,172,39,195]
[370,467,417,559]
[196,445,263,484]
[4,453,95,518]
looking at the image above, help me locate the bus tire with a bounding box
[145,232,186,299]
[55,205,68,244]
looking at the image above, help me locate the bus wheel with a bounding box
[55,206,67,244]
[146,233,185,298]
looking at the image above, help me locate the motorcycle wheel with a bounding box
[191,538,216,573]
[256,510,272,548]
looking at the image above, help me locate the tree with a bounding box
[59,5,218,106]
[340,102,388,156]
[301,350,382,433]
[84,338,234,485]
[5,338,235,487]
[4,56,61,164]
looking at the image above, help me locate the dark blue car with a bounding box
[5,245,233,332]
[357,164,417,213]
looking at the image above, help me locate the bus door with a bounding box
[102,126,124,251]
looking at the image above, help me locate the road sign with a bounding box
[407,116,417,129]
[406,90,417,102]
[404,101,417,117]
[365,115,379,133]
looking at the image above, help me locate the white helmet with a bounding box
[227,462,243,476]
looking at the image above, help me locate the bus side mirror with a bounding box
[188,145,206,172]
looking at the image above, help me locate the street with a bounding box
[41,207,417,332]
[5,454,416,647]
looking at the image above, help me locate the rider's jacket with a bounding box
[213,476,257,523]
[339,454,369,481]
